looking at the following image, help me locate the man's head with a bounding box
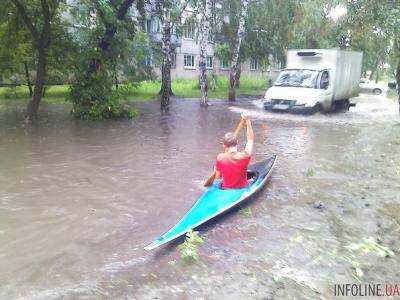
[222,132,238,148]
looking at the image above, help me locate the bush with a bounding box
[69,65,136,120]
[3,87,19,99]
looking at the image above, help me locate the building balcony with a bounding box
[149,32,182,47]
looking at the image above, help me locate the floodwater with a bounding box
[0,93,399,299]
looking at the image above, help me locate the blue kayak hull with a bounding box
[145,155,277,250]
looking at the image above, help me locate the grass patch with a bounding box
[0,75,268,104]
[387,89,398,100]
[0,85,69,104]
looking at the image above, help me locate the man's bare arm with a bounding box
[244,117,254,156]
[204,167,221,187]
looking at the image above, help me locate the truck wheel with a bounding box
[373,88,382,95]
[313,103,323,114]
[333,99,350,111]
[342,99,350,111]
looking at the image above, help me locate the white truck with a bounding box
[264,49,363,114]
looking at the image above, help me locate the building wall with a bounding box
[153,37,267,79]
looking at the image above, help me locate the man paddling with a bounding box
[204,114,254,188]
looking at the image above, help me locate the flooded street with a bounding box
[1,94,399,299]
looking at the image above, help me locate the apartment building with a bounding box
[141,16,265,79]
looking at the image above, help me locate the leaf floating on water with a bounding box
[178,230,204,263]
[168,260,177,266]
[239,207,252,217]
[305,168,315,177]
[355,267,364,279]
[346,237,394,258]
[272,274,281,283]
[294,234,303,243]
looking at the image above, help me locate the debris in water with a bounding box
[313,201,325,210]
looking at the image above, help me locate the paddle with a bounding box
[203,117,246,187]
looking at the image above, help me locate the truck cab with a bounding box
[264,68,332,113]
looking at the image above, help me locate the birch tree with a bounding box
[228,0,249,102]
[198,0,212,106]
[158,0,189,112]
[160,0,173,112]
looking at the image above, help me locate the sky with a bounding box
[327,4,348,22]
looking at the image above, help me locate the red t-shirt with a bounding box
[215,153,251,189]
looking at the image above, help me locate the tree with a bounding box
[394,39,400,112]
[198,0,212,106]
[0,10,34,96]
[341,0,400,112]
[228,0,249,101]
[68,0,145,119]
[8,0,62,121]
[156,0,190,112]
[159,1,173,112]
[289,0,338,49]
[244,0,296,72]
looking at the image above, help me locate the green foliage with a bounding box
[329,237,394,283]
[0,1,73,83]
[289,0,339,49]
[245,0,296,64]
[2,87,19,99]
[69,67,136,120]
[66,0,145,119]
[338,0,400,77]
[215,43,232,61]
[177,230,204,263]
[306,168,315,177]
[239,206,253,217]
[0,75,269,104]
[346,237,394,258]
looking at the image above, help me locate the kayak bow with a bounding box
[145,154,277,251]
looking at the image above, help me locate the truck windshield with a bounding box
[274,69,319,88]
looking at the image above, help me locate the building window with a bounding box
[183,20,196,39]
[152,17,162,33]
[141,19,152,33]
[143,56,153,66]
[250,58,259,70]
[208,33,214,43]
[220,58,230,69]
[184,54,195,68]
[206,56,213,69]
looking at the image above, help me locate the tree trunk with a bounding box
[235,65,241,88]
[396,59,400,114]
[11,0,56,121]
[23,61,33,97]
[160,4,172,112]
[228,0,249,102]
[26,47,47,120]
[85,1,137,78]
[199,0,212,107]
[369,69,375,80]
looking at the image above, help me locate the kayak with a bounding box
[144,154,277,250]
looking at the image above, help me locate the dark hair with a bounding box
[222,132,238,147]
